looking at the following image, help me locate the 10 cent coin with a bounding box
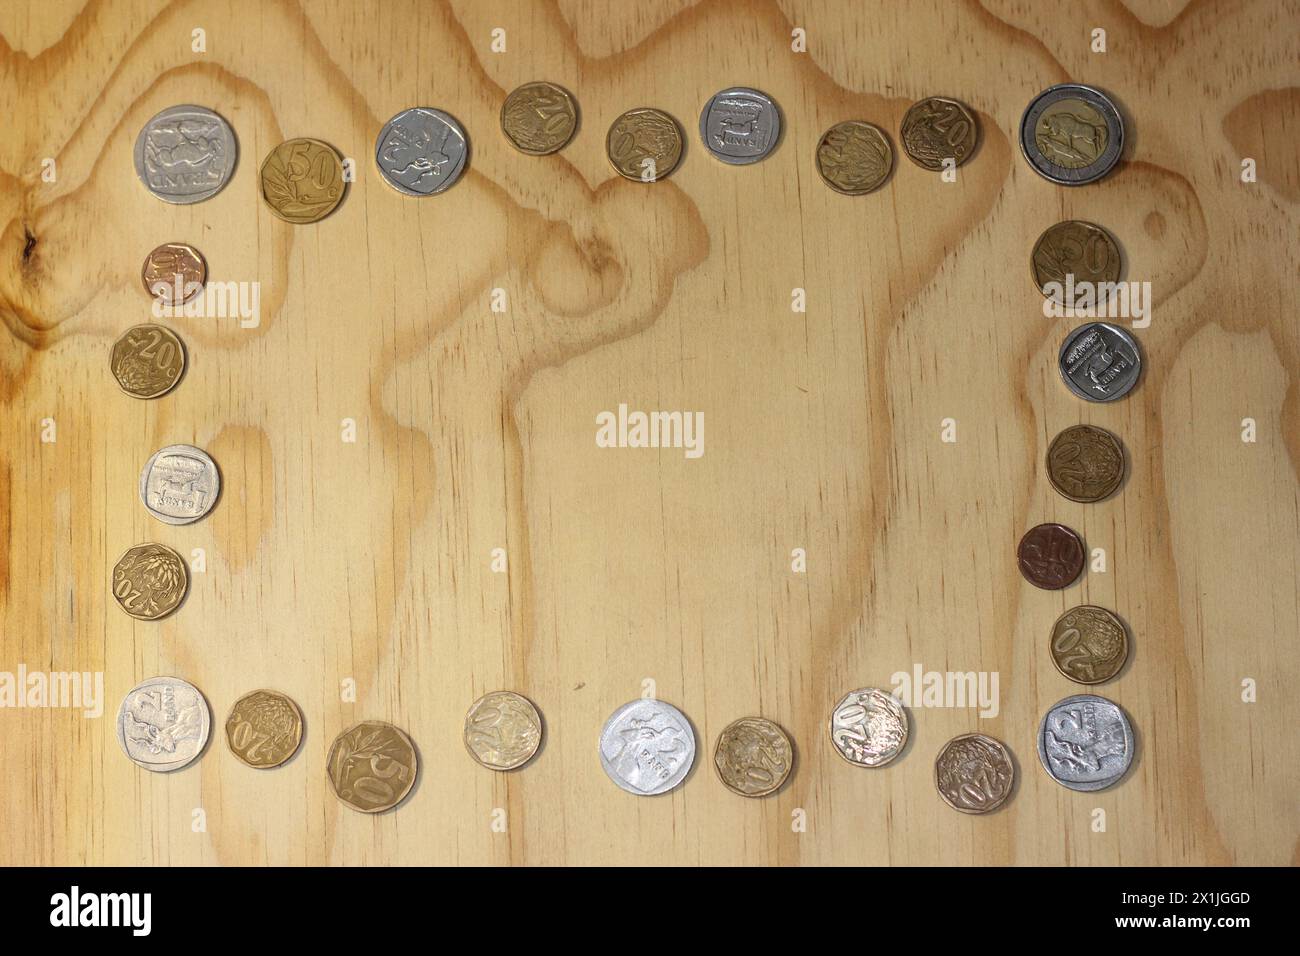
[226,690,304,769]
[111,325,186,399]
[134,105,237,204]
[111,544,188,620]
[376,108,469,196]
[326,720,419,812]
[464,691,543,771]
[141,242,206,306]
[139,444,220,525]
[1020,84,1124,185]
[1047,424,1125,502]
[1051,606,1129,684]
[1037,694,1134,791]
[1058,321,1142,403]
[816,121,893,195]
[829,687,908,767]
[260,138,346,222]
[934,733,1015,814]
[599,698,695,795]
[606,108,683,182]
[116,676,211,772]
[699,87,781,165]
[713,716,793,797]
[900,96,978,170]
[501,82,577,155]
[1017,522,1085,589]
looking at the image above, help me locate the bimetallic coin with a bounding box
[699,87,781,165]
[501,82,577,155]
[111,544,188,621]
[829,688,908,767]
[1031,221,1121,308]
[713,716,793,797]
[1017,522,1085,589]
[116,676,211,772]
[1047,424,1125,502]
[1051,606,1129,685]
[1037,694,1134,791]
[1020,84,1124,185]
[110,325,186,399]
[606,108,683,182]
[1058,321,1142,403]
[464,691,543,771]
[327,720,418,813]
[141,242,206,306]
[260,138,346,222]
[133,105,237,204]
[900,96,978,170]
[139,444,220,526]
[935,734,1015,814]
[816,121,893,195]
[599,699,695,795]
[225,690,304,769]
[375,108,469,196]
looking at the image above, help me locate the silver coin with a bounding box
[1020,84,1123,185]
[1058,321,1142,402]
[1037,693,1134,791]
[116,676,211,772]
[375,108,469,196]
[699,87,781,165]
[828,687,909,767]
[133,105,237,204]
[139,444,221,525]
[599,698,695,795]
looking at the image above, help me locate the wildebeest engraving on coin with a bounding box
[260,138,346,222]
[934,733,1015,814]
[1017,522,1085,589]
[1058,321,1142,403]
[815,121,893,195]
[606,108,683,182]
[713,716,793,797]
[111,325,186,399]
[699,87,780,165]
[139,444,220,525]
[829,688,908,767]
[327,720,418,813]
[116,676,210,772]
[1020,84,1124,185]
[133,105,236,204]
[1046,424,1125,502]
[1037,694,1134,791]
[1031,221,1121,308]
[900,96,978,170]
[464,691,543,771]
[501,82,577,155]
[141,242,206,306]
[1051,606,1129,685]
[225,690,304,769]
[375,108,469,196]
[599,699,695,794]
[111,544,188,621]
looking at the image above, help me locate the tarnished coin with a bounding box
[1051,606,1129,684]
[1058,321,1142,403]
[375,108,469,196]
[1031,221,1121,307]
[829,687,908,767]
[1037,693,1134,791]
[134,104,237,204]
[1047,424,1125,502]
[1020,84,1124,185]
[141,242,206,306]
[116,676,211,772]
[935,733,1015,814]
[713,716,793,797]
[699,87,780,165]
[260,138,346,222]
[225,689,304,769]
[501,82,577,155]
[1017,522,1085,589]
[815,121,893,195]
[599,699,695,795]
[464,691,543,771]
[606,108,683,182]
[900,96,978,170]
[111,544,188,620]
[139,444,220,525]
[326,720,418,813]
[110,325,186,399]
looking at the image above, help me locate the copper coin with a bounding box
[900,96,978,170]
[606,108,682,182]
[815,121,893,195]
[110,324,186,399]
[501,81,577,155]
[260,138,346,223]
[225,690,304,769]
[111,543,188,620]
[934,733,1015,814]
[713,716,794,797]
[1051,606,1129,684]
[1031,221,1121,308]
[1047,424,1125,502]
[1017,523,1085,589]
[326,720,418,813]
[141,242,206,305]
[463,691,543,770]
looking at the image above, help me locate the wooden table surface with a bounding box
[1,0,1297,866]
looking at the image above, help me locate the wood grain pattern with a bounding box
[1,0,1297,866]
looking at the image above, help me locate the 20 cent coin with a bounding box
[606,108,683,182]
[816,121,893,195]
[501,82,577,155]
[934,733,1015,814]
[225,690,304,769]
[464,691,543,771]
[111,544,188,620]
[1051,606,1129,685]
[829,687,908,767]
[1046,424,1125,502]
[713,716,793,797]
[111,325,186,399]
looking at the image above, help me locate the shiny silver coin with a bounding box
[828,687,908,768]
[599,698,695,795]
[133,105,237,204]
[139,444,221,525]
[116,676,211,772]
[1020,84,1123,185]
[375,108,469,196]
[1037,693,1134,791]
[699,87,781,165]
[1058,321,1142,402]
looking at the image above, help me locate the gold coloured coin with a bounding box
[463,691,543,770]
[815,121,893,195]
[900,97,978,170]
[713,716,793,797]
[934,733,1015,814]
[111,543,189,620]
[110,324,186,399]
[1050,605,1129,684]
[1031,220,1121,308]
[1035,97,1110,170]
[501,81,577,155]
[141,242,206,305]
[260,138,346,223]
[326,720,418,813]
[225,690,304,769]
[1046,424,1125,502]
[606,108,683,182]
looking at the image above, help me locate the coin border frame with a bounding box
[1049,605,1130,685]
[462,690,544,772]
[598,698,697,795]
[827,687,910,768]
[374,108,470,197]
[110,324,188,400]
[133,104,238,205]
[138,443,221,526]
[1019,83,1125,185]
[325,719,420,813]
[224,689,305,770]
[1057,320,1143,403]
[1036,693,1135,792]
[499,81,578,156]
[115,675,211,773]
[934,732,1016,814]
[712,715,794,798]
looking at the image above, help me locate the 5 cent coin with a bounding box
[713,716,793,797]
[1051,606,1129,684]
[1017,522,1085,589]
[111,544,188,620]
[829,687,908,767]
[116,676,211,772]
[1047,424,1125,502]
[900,96,978,170]
[934,733,1015,814]
[111,325,186,399]
[464,691,543,771]
[226,690,304,769]
[501,82,577,155]
[326,720,418,813]
[816,121,893,195]
[606,108,683,182]
[260,138,346,222]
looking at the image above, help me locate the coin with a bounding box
[111,544,188,620]
[713,716,793,797]
[138,444,220,525]
[1058,321,1142,403]
[326,720,419,813]
[141,242,206,306]
[260,138,346,222]
[699,87,780,165]
[815,121,893,195]
[828,687,908,767]
[599,699,695,794]
[110,325,186,399]
[1031,221,1121,307]
[1051,606,1129,684]
[1046,424,1125,502]
[1017,522,1085,589]
[900,96,978,170]
[375,108,469,196]
[116,676,211,772]
[464,691,543,771]
[606,108,683,182]
[501,82,577,155]
[1020,84,1124,185]
[1037,693,1134,791]
[934,733,1015,814]
[134,104,237,204]
[225,690,304,769]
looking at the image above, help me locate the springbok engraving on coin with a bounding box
[1058,322,1142,402]
[829,688,908,767]
[699,87,780,164]
[139,444,220,525]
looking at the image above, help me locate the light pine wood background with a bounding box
[1,0,1297,866]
